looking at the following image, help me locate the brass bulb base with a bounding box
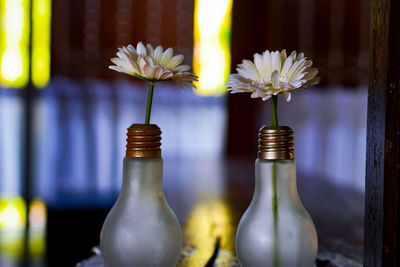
[258,125,294,160]
[126,124,161,158]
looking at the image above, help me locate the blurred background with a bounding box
[0,0,368,266]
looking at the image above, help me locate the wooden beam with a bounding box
[365,0,400,265]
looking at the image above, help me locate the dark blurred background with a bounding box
[0,0,368,266]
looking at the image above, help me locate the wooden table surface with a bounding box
[78,158,364,266]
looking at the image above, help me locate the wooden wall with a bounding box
[51,0,194,79]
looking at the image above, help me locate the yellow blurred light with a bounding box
[0,0,30,88]
[193,0,232,96]
[28,198,47,258]
[1,53,24,81]
[0,197,26,231]
[183,198,235,266]
[32,0,51,88]
[29,198,47,231]
[29,231,46,258]
[0,230,24,260]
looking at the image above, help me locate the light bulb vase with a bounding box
[235,126,318,267]
[100,124,182,267]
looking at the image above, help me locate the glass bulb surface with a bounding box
[236,159,317,267]
[100,157,182,267]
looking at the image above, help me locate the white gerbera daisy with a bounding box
[225,50,320,101]
[109,42,198,89]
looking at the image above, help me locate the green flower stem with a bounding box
[145,81,155,124]
[270,95,279,267]
[271,95,278,126]
[272,162,279,267]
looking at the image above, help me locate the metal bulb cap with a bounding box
[258,125,294,160]
[126,124,162,158]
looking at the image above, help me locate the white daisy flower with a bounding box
[109,42,198,89]
[225,50,320,101]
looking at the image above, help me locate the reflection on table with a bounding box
[0,197,46,267]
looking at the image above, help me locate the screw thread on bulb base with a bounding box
[126,124,161,158]
[258,126,294,160]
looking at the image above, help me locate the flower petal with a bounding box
[167,55,184,69]
[281,55,292,75]
[153,45,163,64]
[126,45,138,60]
[136,42,147,57]
[160,48,173,67]
[271,70,280,89]
[153,66,164,79]
[296,52,304,61]
[146,44,154,57]
[304,76,321,87]
[159,70,173,79]
[303,68,318,80]
[143,65,154,78]
[110,57,138,73]
[254,53,268,78]
[237,60,259,80]
[262,95,272,101]
[283,92,292,102]
[146,56,155,67]
[280,49,287,69]
[137,56,147,74]
[271,51,281,73]
[263,51,272,77]
[289,51,297,59]
[174,64,191,71]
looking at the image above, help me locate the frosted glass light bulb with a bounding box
[236,126,318,267]
[100,124,182,267]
